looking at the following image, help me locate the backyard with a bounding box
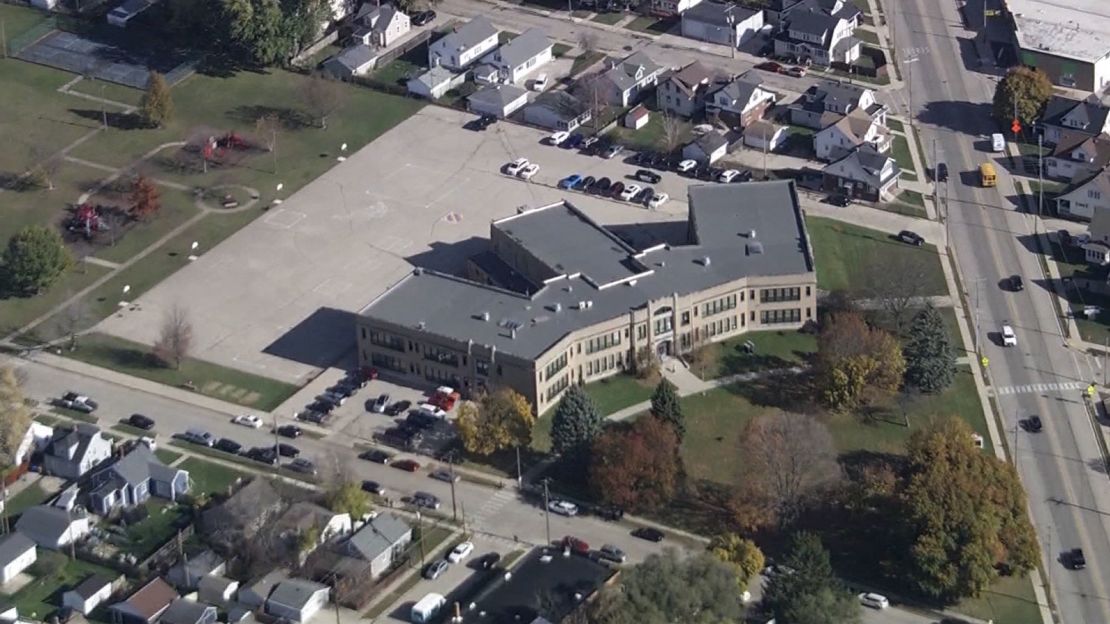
[180,457,248,496]
[606,105,694,154]
[3,554,116,620]
[117,500,191,558]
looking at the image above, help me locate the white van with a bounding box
[991,132,1005,152]
[411,593,445,623]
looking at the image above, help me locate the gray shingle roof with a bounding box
[267,579,328,611]
[70,574,113,599]
[693,131,729,153]
[330,45,376,72]
[682,1,758,27]
[437,15,498,52]
[16,505,80,546]
[1042,95,1110,131]
[45,424,102,464]
[468,84,528,109]
[161,599,214,624]
[805,80,869,111]
[490,28,550,69]
[824,144,898,186]
[346,514,411,560]
[710,71,762,106]
[602,51,663,93]
[412,65,460,89]
[107,445,180,488]
[0,533,34,567]
[786,8,839,43]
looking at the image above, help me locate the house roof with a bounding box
[166,550,225,589]
[44,424,104,464]
[691,131,729,153]
[805,80,869,111]
[204,479,283,533]
[527,90,588,121]
[160,599,215,624]
[346,513,411,560]
[665,61,717,98]
[436,15,498,53]
[198,575,238,597]
[244,569,289,601]
[491,28,551,69]
[1050,132,1110,168]
[1008,0,1110,64]
[330,45,376,71]
[824,107,884,146]
[785,8,840,44]
[746,119,781,137]
[1042,95,1110,132]
[710,71,762,106]
[267,579,328,611]
[275,502,343,535]
[69,574,113,600]
[681,1,759,27]
[369,4,404,33]
[0,532,35,567]
[410,65,461,89]
[1061,166,1110,200]
[112,578,178,621]
[468,84,528,110]
[824,144,898,186]
[602,51,663,93]
[15,505,82,545]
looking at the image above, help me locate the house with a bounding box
[265,579,330,623]
[656,61,720,118]
[274,502,352,562]
[765,0,853,27]
[790,80,885,129]
[109,578,178,624]
[0,602,16,622]
[203,479,285,544]
[624,105,649,130]
[705,71,776,128]
[596,52,665,107]
[239,570,289,610]
[822,144,900,201]
[681,2,764,48]
[197,576,238,607]
[773,7,859,66]
[63,574,115,615]
[471,63,501,85]
[467,84,529,119]
[42,424,113,479]
[406,66,466,99]
[523,91,592,131]
[1045,132,1110,181]
[682,131,730,164]
[814,107,891,161]
[1055,167,1110,221]
[322,46,378,78]
[15,505,90,550]
[744,119,787,151]
[160,599,217,624]
[481,28,552,84]
[1083,241,1110,266]
[166,550,226,591]
[86,445,190,515]
[428,15,499,70]
[0,533,35,585]
[1040,96,1110,147]
[342,513,412,579]
[648,0,702,17]
[352,4,410,48]
[13,422,54,466]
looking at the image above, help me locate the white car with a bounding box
[447,541,474,563]
[233,414,263,429]
[549,131,570,145]
[1001,323,1017,347]
[417,403,448,419]
[676,159,697,173]
[858,593,889,609]
[547,500,578,516]
[531,73,549,91]
[519,163,540,180]
[718,169,741,183]
[139,436,157,450]
[620,184,642,201]
[648,192,669,209]
[505,158,529,176]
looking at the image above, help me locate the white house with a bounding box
[682,132,730,164]
[681,2,764,48]
[0,534,35,585]
[744,119,787,152]
[814,108,891,161]
[352,4,410,48]
[773,8,859,66]
[41,424,113,480]
[407,66,466,99]
[705,71,776,128]
[1045,132,1110,181]
[15,505,90,550]
[467,84,529,118]
[481,28,552,84]
[265,579,330,623]
[648,0,702,17]
[240,570,289,610]
[13,422,54,466]
[342,514,412,579]
[428,15,499,71]
[1056,167,1110,221]
[596,51,665,107]
[63,574,115,615]
[790,80,884,129]
[1039,95,1110,146]
[657,61,720,118]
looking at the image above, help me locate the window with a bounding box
[760,287,801,303]
[654,316,673,334]
[423,345,459,367]
[360,327,366,340]
[760,309,801,325]
[637,324,648,340]
[369,330,405,352]
[371,353,405,372]
[701,294,737,317]
[586,331,622,354]
[1090,190,1102,200]
[681,311,690,326]
[546,375,570,401]
[545,353,568,379]
[476,359,490,377]
[805,286,811,297]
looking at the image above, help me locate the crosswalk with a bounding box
[995,381,1085,396]
[470,487,516,525]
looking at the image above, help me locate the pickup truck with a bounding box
[54,392,98,413]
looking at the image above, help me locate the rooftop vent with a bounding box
[701,256,712,266]
[417,321,426,330]
[749,229,757,238]
[578,301,586,309]
[548,303,562,313]
[746,241,765,255]
[509,328,517,339]
[628,279,637,286]
[586,300,593,308]
[413,267,423,275]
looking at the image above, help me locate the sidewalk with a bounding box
[608,365,804,422]
[801,194,943,241]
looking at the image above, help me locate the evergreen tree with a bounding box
[650,378,684,439]
[764,532,861,624]
[550,385,603,478]
[1,226,71,296]
[904,305,956,392]
[139,71,174,127]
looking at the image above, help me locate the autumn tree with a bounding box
[549,384,604,480]
[130,175,161,221]
[326,481,371,519]
[816,312,905,410]
[709,533,764,591]
[904,304,956,393]
[589,416,681,511]
[139,71,174,127]
[992,66,1053,127]
[740,412,840,525]
[860,252,932,332]
[152,304,193,369]
[901,417,1039,601]
[456,388,535,456]
[0,367,32,467]
[650,378,684,439]
[300,71,347,130]
[764,532,860,624]
[223,0,331,65]
[1,225,71,296]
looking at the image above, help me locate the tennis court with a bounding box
[16,30,193,88]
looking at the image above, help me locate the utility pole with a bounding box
[542,478,552,545]
[1104,337,1108,387]
[932,137,939,200]
[762,123,769,179]
[974,279,981,355]
[416,512,425,565]
[447,452,458,523]
[1037,132,1044,236]
[515,445,522,487]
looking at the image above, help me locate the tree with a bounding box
[152,305,193,369]
[139,71,174,127]
[255,113,281,174]
[589,416,681,511]
[634,346,660,380]
[649,378,684,438]
[0,367,32,467]
[550,384,603,479]
[709,534,764,591]
[992,66,1052,127]
[739,412,840,525]
[300,71,347,130]
[763,532,861,624]
[224,0,290,65]
[591,550,745,624]
[901,417,1038,601]
[572,74,609,131]
[661,110,684,154]
[816,312,905,410]
[130,175,162,221]
[860,252,931,332]
[27,146,62,191]
[577,31,598,54]
[455,388,535,456]
[326,481,371,519]
[903,304,956,393]
[1,225,71,296]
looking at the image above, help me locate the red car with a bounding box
[562,536,590,554]
[755,61,783,73]
[430,387,461,411]
[393,459,421,472]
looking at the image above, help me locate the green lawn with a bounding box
[951,572,1042,624]
[891,134,917,178]
[180,457,248,496]
[370,44,427,88]
[120,500,190,557]
[66,77,145,108]
[0,2,52,45]
[6,555,116,620]
[623,15,675,34]
[91,189,203,265]
[5,481,52,516]
[880,190,928,218]
[607,106,693,153]
[155,448,183,464]
[584,373,656,416]
[690,329,817,380]
[552,43,572,57]
[63,333,298,410]
[855,29,880,45]
[0,264,112,338]
[805,216,947,295]
[570,51,606,76]
[679,388,780,485]
[591,11,625,25]
[887,118,905,133]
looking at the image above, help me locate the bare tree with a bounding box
[102,206,129,247]
[860,252,931,332]
[27,146,62,191]
[739,411,841,525]
[152,304,193,369]
[577,32,598,54]
[255,113,281,174]
[572,75,609,131]
[0,367,32,468]
[54,295,89,350]
[300,72,347,130]
[661,109,684,153]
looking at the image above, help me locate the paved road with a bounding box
[893,0,1110,622]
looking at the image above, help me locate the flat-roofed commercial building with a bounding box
[1004,0,1110,91]
[356,181,817,413]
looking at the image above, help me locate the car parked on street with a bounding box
[233,414,263,429]
[755,61,783,73]
[548,500,578,516]
[127,414,155,430]
[215,438,242,454]
[1068,548,1086,569]
[246,446,278,465]
[423,559,449,580]
[447,541,474,563]
[826,193,851,207]
[182,428,215,447]
[858,593,889,609]
[597,544,626,563]
[276,443,300,457]
[478,552,502,569]
[56,392,98,413]
[361,480,385,495]
[412,491,440,509]
[430,468,459,483]
[1023,416,1043,432]
[276,425,302,438]
[287,458,317,475]
[360,448,393,464]
[897,230,925,246]
[632,527,665,542]
[394,459,421,472]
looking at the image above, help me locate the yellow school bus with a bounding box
[980,162,997,187]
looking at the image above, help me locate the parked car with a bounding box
[549,130,570,145]
[423,559,449,580]
[597,544,626,563]
[609,181,625,198]
[858,593,889,609]
[298,408,330,423]
[287,458,317,475]
[233,414,263,429]
[370,394,390,413]
[755,61,783,73]
[127,414,155,430]
[276,443,300,458]
[580,175,597,191]
[305,400,335,415]
[635,186,653,204]
[676,159,697,173]
[447,541,474,563]
[580,136,600,151]
[559,174,583,189]
[430,468,459,483]
[412,9,436,25]
[648,192,669,209]
[1023,416,1043,432]
[246,446,278,465]
[1068,548,1086,570]
[826,193,851,207]
[1009,274,1024,291]
[360,449,393,464]
[318,391,347,406]
[785,65,807,77]
[56,392,98,413]
[416,403,447,419]
[519,163,540,180]
[602,144,624,159]
[564,133,584,149]
[505,158,530,176]
[215,438,242,454]
[634,169,661,183]
[1001,323,1018,347]
[328,383,355,399]
[385,400,412,416]
[593,505,624,521]
[897,230,925,246]
[717,169,742,183]
[412,491,440,509]
[531,73,549,91]
[561,536,589,554]
[593,177,612,193]
[361,480,386,495]
[182,428,215,447]
[276,425,302,438]
[394,459,421,472]
[478,552,502,569]
[548,500,579,516]
[631,527,665,542]
[477,115,497,130]
[619,184,642,201]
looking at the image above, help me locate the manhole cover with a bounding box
[444,212,463,223]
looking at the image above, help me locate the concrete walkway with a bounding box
[608,365,805,422]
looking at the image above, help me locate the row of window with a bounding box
[760,287,801,303]
[586,352,626,377]
[585,331,622,354]
[423,345,459,367]
[367,329,405,353]
[702,294,737,317]
[371,353,405,373]
[544,353,568,380]
[705,316,739,339]
[545,375,570,402]
[761,308,801,325]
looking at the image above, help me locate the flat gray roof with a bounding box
[1008,0,1110,63]
[361,181,814,361]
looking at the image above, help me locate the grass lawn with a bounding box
[584,373,656,416]
[590,11,625,25]
[552,42,573,57]
[0,2,52,44]
[120,500,190,558]
[951,572,1042,624]
[623,15,674,34]
[0,264,112,339]
[880,190,928,218]
[805,216,947,295]
[570,51,606,76]
[690,329,817,380]
[679,388,780,485]
[371,44,427,88]
[179,457,248,496]
[891,134,917,178]
[7,555,117,620]
[66,78,145,108]
[887,118,905,133]
[92,188,204,264]
[855,29,880,45]
[5,481,52,516]
[65,332,297,409]
[607,106,692,153]
[155,448,182,464]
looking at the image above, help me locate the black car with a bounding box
[385,400,412,416]
[360,449,393,464]
[246,446,279,465]
[935,162,948,182]
[477,552,502,570]
[564,133,584,149]
[594,505,624,521]
[406,411,438,429]
[1009,275,1024,291]
[361,480,385,495]
[631,527,665,542]
[57,392,98,413]
[634,169,661,184]
[1068,548,1086,570]
[412,491,441,510]
[328,384,355,399]
[412,9,436,25]
[635,186,653,203]
[593,177,612,193]
[694,165,713,181]
[276,443,300,458]
[127,414,155,430]
[306,400,335,414]
[478,115,497,129]
[897,230,925,246]
[573,175,591,190]
[215,438,242,454]
[1023,416,1043,432]
[580,176,597,192]
[609,181,625,198]
[826,193,851,207]
[298,409,329,424]
[277,425,302,438]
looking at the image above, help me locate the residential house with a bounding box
[1039,95,1110,146]
[427,16,499,70]
[0,602,16,622]
[86,445,190,515]
[63,575,115,615]
[15,505,90,550]
[1045,132,1110,181]
[596,52,665,107]
[682,131,730,164]
[822,144,899,200]
[773,7,859,66]
[406,66,466,99]
[239,570,289,610]
[481,28,552,84]
[523,91,593,131]
[744,119,787,151]
[265,580,330,623]
[656,61,720,118]
[197,576,239,607]
[352,4,410,48]
[108,578,178,624]
[42,424,113,479]
[681,2,764,48]
[0,533,35,585]
[322,46,378,78]
[705,71,776,128]
[166,550,226,591]
[467,84,529,119]
[790,80,885,129]
[765,0,860,29]
[648,0,702,17]
[1055,168,1110,221]
[274,502,352,563]
[471,63,500,85]
[13,422,54,466]
[202,479,285,545]
[1083,240,1110,266]
[341,514,412,579]
[814,107,891,161]
[160,599,217,624]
